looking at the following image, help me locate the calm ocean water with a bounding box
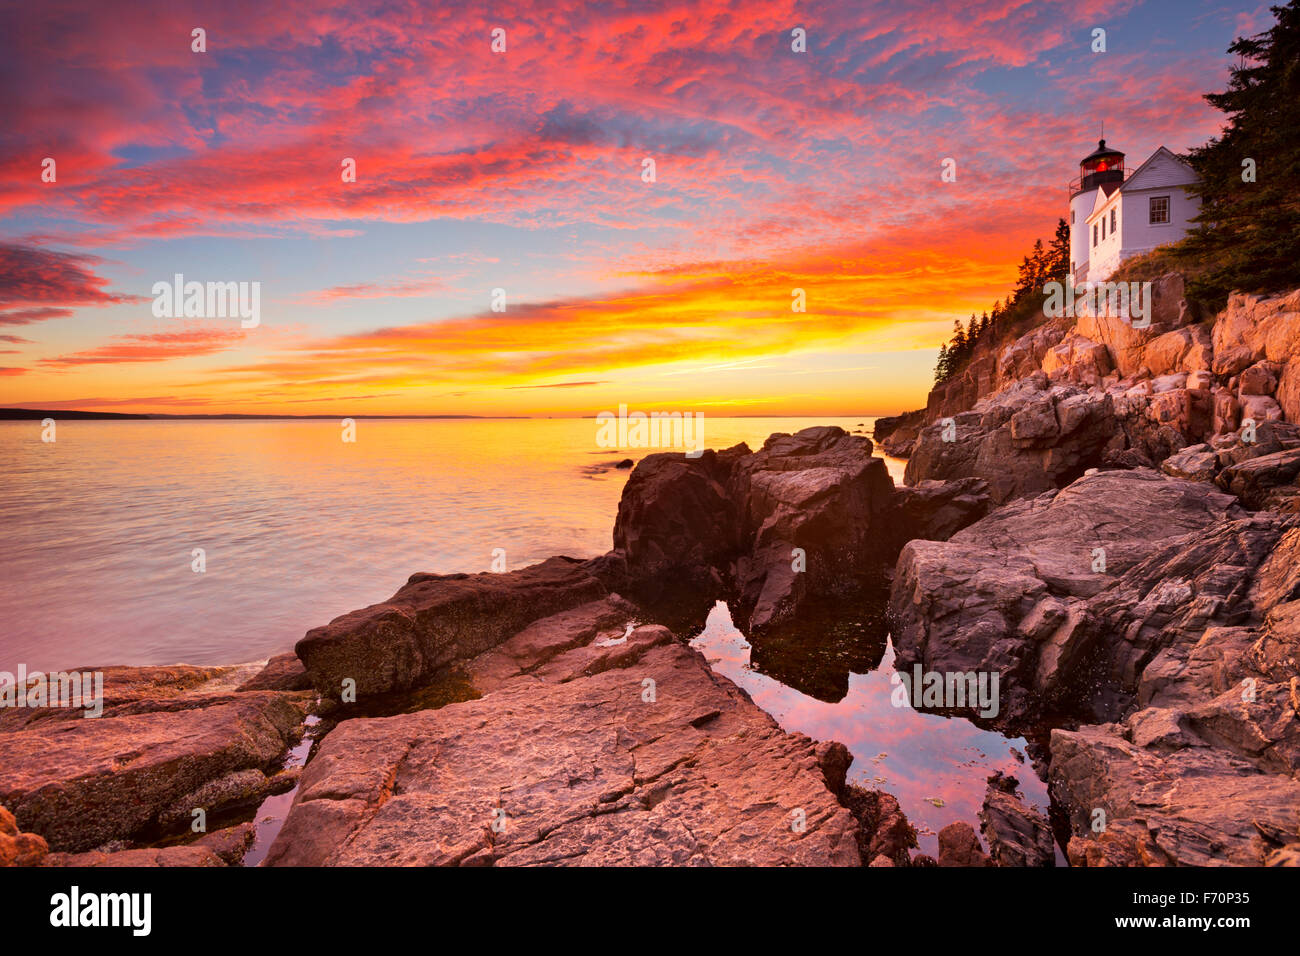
[0,415,1048,854]
[0,416,890,670]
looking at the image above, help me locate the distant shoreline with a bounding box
[0,409,523,421]
[0,409,884,421]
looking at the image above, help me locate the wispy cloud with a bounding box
[39,328,248,367]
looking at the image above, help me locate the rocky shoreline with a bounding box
[3,274,1299,866]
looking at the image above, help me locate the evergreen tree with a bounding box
[1184,0,1300,302]
[1047,217,1070,284]
[1027,239,1047,293]
[931,221,1076,385]
[1013,255,1033,302]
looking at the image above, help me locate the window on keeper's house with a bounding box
[1111,208,1117,234]
[1101,217,1106,239]
[1092,224,1097,247]
[1150,196,1170,224]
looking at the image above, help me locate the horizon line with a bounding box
[1,407,888,421]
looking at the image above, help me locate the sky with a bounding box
[0,0,1275,416]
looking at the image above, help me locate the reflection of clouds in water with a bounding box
[690,602,1049,857]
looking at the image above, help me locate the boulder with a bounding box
[1051,723,1300,866]
[1102,448,1156,470]
[905,378,1123,505]
[1160,443,1217,482]
[1216,448,1300,509]
[1041,333,1113,386]
[999,319,1072,386]
[873,409,925,458]
[0,805,48,866]
[296,556,608,698]
[728,428,898,635]
[1213,389,1242,435]
[0,671,308,852]
[890,478,992,542]
[1240,360,1281,396]
[890,469,1243,729]
[936,821,990,867]
[979,772,1055,866]
[607,427,905,638]
[1142,327,1200,377]
[1240,393,1284,423]
[237,652,311,692]
[840,786,917,864]
[608,445,748,606]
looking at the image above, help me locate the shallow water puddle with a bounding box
[243,713,321,867]
[689,601,1053,859]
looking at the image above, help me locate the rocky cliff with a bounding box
[889,275,1300,865]
[903,277,1300,506]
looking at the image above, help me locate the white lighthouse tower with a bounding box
[1068,138,1202,285]
[1068,139,1126,286]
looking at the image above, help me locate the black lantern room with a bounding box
[1076,139,1126,195]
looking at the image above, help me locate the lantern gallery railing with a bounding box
[1068,167,1132,196]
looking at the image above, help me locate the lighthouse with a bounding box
[1067,138,1201,286]
[1068,139,1126,286]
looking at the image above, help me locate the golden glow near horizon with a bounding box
[1,240,1024,416]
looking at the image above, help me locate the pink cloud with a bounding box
[38,327,248,367]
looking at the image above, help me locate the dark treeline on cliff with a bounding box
[934,0,1300,388]
[933,219,1068,386]
[1181,0,1300,303]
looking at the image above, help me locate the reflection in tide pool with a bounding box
[689,601,1053,859]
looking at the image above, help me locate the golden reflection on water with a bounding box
[0,416,897,670]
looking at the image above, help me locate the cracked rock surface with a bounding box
[0,664,309,853]
[264,598,861,866]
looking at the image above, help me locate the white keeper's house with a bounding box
[1067,139,1201,286]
